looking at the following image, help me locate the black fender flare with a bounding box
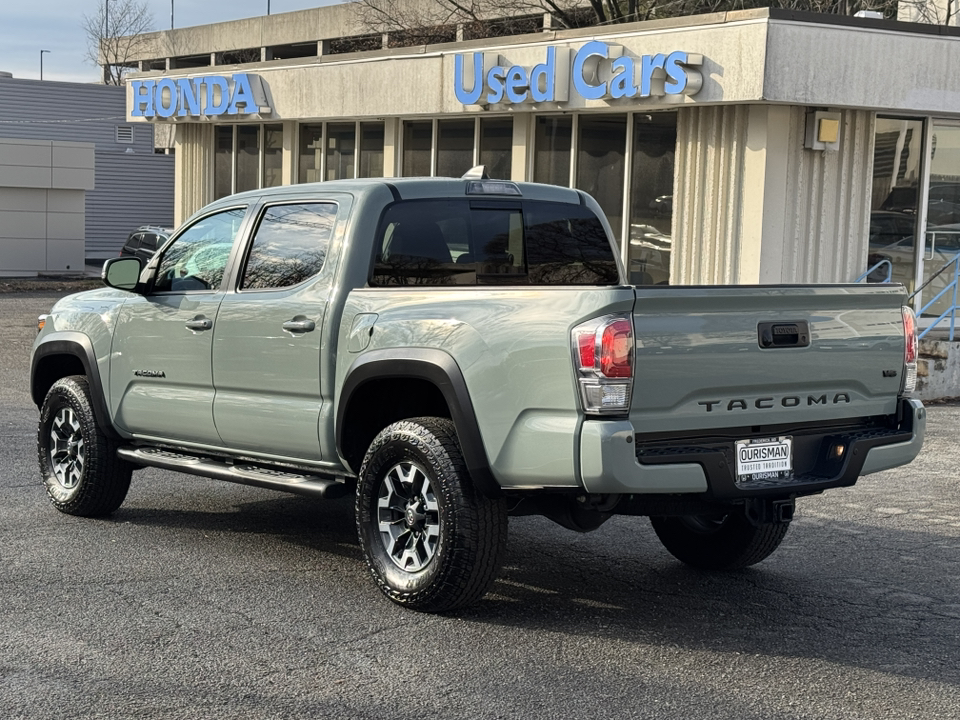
[336,348,501,498]
[31,333,120,439]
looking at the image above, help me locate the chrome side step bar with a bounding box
[117,446,350,499]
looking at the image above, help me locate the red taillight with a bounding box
[902,306,918,365]
[902,306,918,394]
[571,315,634,415]
[599,319,633,378]
[577,332,596,369]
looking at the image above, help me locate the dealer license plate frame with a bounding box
[735,436,794,483]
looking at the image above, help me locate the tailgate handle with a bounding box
[758,321,809,349]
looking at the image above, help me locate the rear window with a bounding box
[370,199,619,286]
[123,233,142,252]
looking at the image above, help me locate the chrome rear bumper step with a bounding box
[117,446,349,499]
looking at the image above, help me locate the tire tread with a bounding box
[651,512,790,571]
[356,416,507,612]
[38,375,132,517]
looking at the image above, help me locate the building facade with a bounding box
[122,7,960,322]
[0,76,174,274]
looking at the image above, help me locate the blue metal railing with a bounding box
[909,254,960,341]
[855,258,892,284]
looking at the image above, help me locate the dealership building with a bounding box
[121,6,960,341]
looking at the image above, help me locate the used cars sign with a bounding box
[454,41,703,106]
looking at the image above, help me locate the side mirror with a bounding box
[102,257,143,292]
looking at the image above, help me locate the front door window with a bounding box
[154,208,245,293]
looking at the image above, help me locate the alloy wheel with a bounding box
[376,461,440,572]
[49,407,85,490]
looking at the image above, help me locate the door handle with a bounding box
[185,317,212,331]
[282,318,316,333]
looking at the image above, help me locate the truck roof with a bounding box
[205,176,584,208]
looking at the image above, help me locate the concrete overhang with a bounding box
[124,9,960,123]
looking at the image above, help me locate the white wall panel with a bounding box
[672,104,874,286]
[672,104,749,285]
[780,109,874,284]
[175,123,213,226]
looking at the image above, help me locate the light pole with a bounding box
[40,50,50,81]
[171,0,174,28]
[267,0,271,15]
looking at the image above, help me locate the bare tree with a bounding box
[354,0,901,39]
[82,0,156,85]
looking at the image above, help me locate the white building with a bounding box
[0,76,175,274]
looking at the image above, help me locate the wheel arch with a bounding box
[336,348,501,498]
[32,333,119,439]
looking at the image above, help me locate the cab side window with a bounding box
[153,208,246,292]
[240,203,337,290]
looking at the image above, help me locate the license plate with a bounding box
[735,436,793,482]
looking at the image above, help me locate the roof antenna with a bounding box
[462,165,489,180]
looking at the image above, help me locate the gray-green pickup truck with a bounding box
[31,175,925,612]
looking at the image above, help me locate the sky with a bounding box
[1,0,346,84]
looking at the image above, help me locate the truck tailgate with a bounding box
[630,284,907,436]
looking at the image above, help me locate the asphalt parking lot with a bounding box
[2,290,959,720]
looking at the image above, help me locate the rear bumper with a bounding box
[579,398,925,499]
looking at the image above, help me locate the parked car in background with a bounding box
[120,226,172,263]
[628,223,672,285]
[880,182,960,226]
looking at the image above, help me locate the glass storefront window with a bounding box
[867,118,924,291]
[920,121,960,316]
[326,123,356,180]
[628,113,677,285]
[479,118,512,180]
[534,116,572,187]
[437,119,475,178]
[359,122,385,178]
[403,121,432,177]
[214,126,233,200]
[236,125,260,193]
[262,124,283,188]
[576,114,626,242]
[298,124,324,184]
[215,124,293,198]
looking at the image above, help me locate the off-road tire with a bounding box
[650,510,790,570]
[356,417,507,612]
[38,375,133,517]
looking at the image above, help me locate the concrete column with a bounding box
[174,124,213,226]
[740,104,792,284]
[672,104,875,287]
[318,40,330,57]
[282,120,297,185]
[383,118,398,178]
[672,104,750,286]
[511,114,530,182]
[780,108,875,284]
